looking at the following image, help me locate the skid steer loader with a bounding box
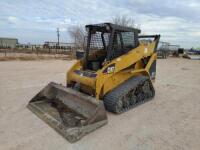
[27,23,160,142]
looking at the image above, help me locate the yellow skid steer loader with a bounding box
[27,23,160,142]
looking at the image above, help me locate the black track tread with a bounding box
[103,76,155,113]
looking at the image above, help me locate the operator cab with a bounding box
[84,23,141,71]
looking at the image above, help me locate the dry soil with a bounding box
[0,58,200,150]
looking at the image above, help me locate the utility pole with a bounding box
[57,28,60,46]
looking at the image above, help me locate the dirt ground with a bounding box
[0,58,199,150]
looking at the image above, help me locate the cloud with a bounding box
[127,0,200,21]
[0,0,199,48]
[7,16,18,24]
[59,27,67,32]
[190,32,200,37]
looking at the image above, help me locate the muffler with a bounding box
[27,82,107,143]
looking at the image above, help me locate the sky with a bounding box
[0,0,200,48]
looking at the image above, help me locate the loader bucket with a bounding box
[27,82,108,143]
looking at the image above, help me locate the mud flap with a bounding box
[27,82,108,143]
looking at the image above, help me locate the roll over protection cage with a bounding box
[84,23,141,63]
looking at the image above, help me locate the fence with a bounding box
[0,42,85,59]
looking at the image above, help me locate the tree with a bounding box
[112,15,139,28]
[68,25,86,48]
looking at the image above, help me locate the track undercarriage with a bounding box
[104,76,155,113]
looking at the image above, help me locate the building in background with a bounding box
[0,37,18,48]
[43,41,75,50]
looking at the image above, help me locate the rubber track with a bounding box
[103,76,155,114]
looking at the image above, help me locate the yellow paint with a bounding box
[67,39,158,100]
